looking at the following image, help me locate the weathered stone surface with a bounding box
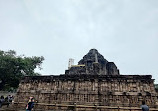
[13,49,158,110]
[78,49,108,66]
[106,62,119,75]
[66,49,119,75]
[14,74,157,110]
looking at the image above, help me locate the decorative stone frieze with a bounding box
[13,49,158,110]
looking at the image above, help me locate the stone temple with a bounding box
[13,49,158,110]
[65,49,119,75]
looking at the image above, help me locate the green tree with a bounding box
[0,50,44,91]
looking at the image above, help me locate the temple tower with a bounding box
[65,49,120,75]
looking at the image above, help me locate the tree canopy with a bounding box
[0,50,44,91]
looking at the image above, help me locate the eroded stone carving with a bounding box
[66,49,119,75]
[13,49,158,110]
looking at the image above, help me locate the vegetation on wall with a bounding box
[0,50,44,91]
[155,84,158,92]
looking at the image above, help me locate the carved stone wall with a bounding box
[14,75,158,110]
[13,49,158,110]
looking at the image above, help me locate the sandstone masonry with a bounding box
[13,49,158,110]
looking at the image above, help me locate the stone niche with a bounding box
[13,49,158,110]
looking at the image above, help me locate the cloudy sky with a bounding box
[0,0,158,83]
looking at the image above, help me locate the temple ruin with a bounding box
[13,49,158,111]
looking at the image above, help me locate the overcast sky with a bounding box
[0,0,158,83]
